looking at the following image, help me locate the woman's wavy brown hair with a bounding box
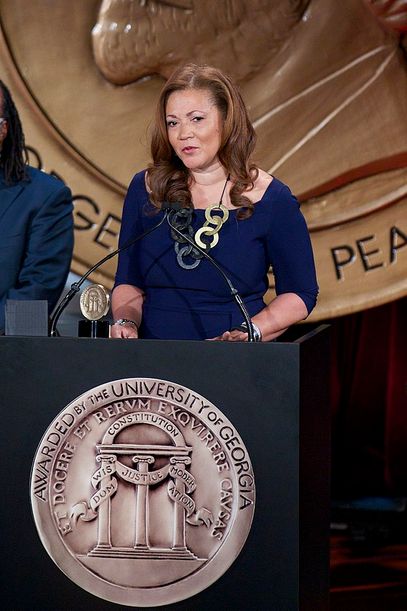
[147,63,258,219]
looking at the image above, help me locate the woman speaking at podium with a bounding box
[111,64,318,341]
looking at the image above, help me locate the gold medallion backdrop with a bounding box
[0,0,406,320]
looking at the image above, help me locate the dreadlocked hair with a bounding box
[0,80,28,184]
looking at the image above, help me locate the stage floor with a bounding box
[331,535,407,611]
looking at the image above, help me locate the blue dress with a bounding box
[114,170,318,340]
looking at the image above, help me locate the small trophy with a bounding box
[78,284,110,338]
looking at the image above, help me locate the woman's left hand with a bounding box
[208,329,248,341]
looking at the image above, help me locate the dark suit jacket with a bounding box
[0,166,74,331]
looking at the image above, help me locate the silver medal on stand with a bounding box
[78,284,110,338]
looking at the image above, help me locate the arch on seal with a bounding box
[102,412,186,447]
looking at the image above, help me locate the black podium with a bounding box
[0,326,330,611]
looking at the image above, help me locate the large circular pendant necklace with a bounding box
[194,175,230,250]
[170,174,230,270]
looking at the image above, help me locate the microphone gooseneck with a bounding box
[166,208,255,342]
[49,210,170,337]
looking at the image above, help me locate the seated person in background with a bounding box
[0,80,74,333]
[111,64,318,341]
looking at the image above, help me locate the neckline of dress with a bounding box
[192,176,275,212]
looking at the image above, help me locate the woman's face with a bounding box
[165,88,223,173]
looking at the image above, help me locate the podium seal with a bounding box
[30,378,255,606]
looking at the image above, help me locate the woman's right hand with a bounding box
[111,284,144,339]
[110,321,139,339]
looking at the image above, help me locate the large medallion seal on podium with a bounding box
[30,378,255,606]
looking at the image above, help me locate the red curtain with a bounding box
[329,297,407,498]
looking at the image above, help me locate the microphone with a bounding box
[166,208,256,342]
[49,209,170,337]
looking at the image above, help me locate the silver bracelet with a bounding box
[237,321,262,342]
[114,318,138,328]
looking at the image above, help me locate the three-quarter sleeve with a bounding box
[266,182,319,315]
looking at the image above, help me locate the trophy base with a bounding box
[78,319,110,338]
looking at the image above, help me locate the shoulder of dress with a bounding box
[128,169,148,191]
[266,176,297,201]
[254,177,301,227]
